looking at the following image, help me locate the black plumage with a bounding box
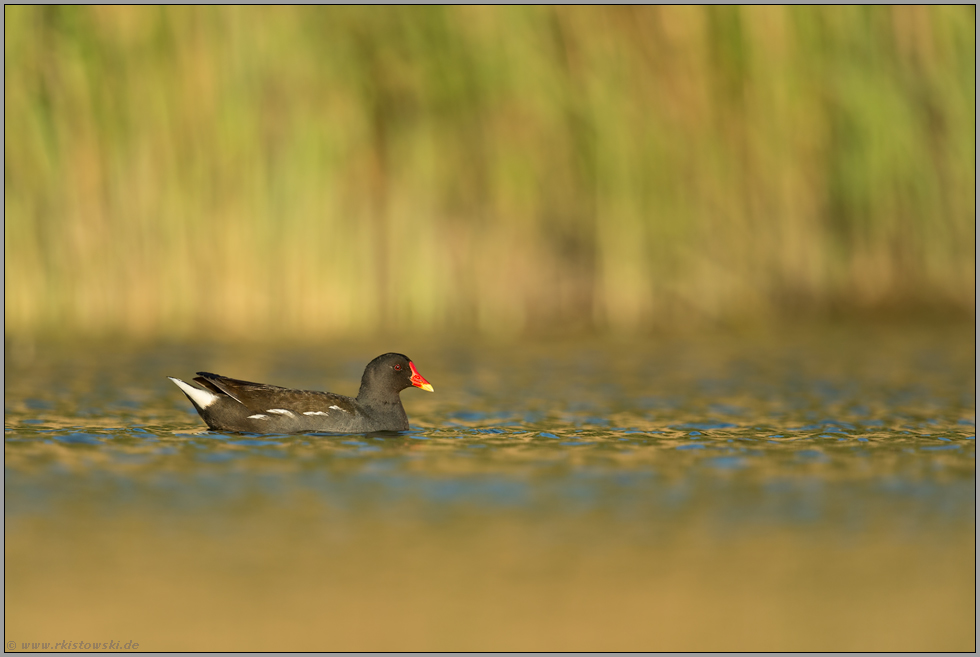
[170,353,433,433]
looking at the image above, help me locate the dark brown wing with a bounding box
[193,372,359,414]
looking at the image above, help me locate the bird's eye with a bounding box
[394,364,402,371]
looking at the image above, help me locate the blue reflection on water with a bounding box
[4,336,975,542]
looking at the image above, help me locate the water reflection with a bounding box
[3,328,976,650]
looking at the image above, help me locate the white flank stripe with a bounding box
[169,377,220,409]
[329,405,349,413]
[247,414,269,420]
[266,409,294,416]
[303,411,330,416]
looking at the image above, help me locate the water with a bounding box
[4,327,976,651]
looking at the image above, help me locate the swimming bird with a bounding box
[169,352,433,433]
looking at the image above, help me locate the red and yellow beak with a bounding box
[409,362,434,392]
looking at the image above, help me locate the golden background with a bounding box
[5,6,975,341]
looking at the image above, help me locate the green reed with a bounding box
[4,6,975,339]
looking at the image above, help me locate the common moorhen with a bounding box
[169,353,433,433]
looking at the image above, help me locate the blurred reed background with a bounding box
[4,5,975,341]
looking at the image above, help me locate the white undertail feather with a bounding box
[169,377,220,409]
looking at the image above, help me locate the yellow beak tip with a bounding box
[420,383,434,392]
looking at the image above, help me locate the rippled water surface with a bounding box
[5,327,976,651]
